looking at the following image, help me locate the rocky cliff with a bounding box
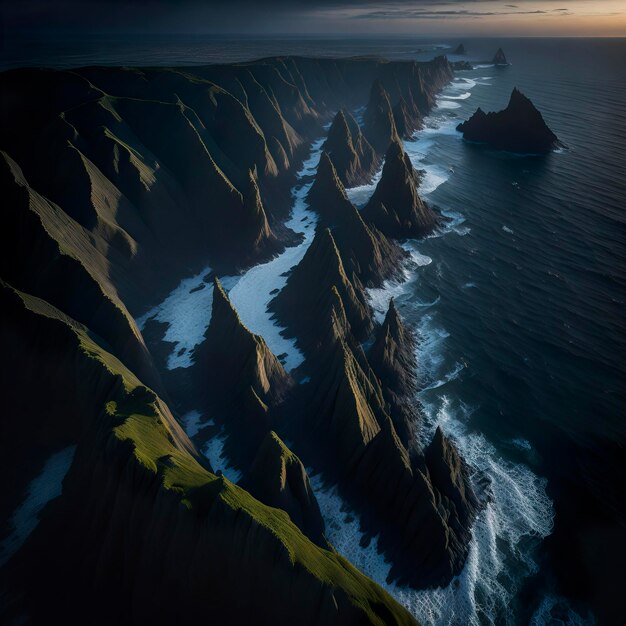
[362,138,439,239]
[363,79,401,155]
[0,53,468,625]
[457,88,559,154]
[244,431,326,546]
[369,299,419,446]
[307,152,405,285]
[323,109,379,187]
[270,227,373,350]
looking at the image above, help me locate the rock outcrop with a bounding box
[307,152,405,285]
[349,420,480,589]
[453,44,467,55]
[492,48,509,66]
[244,431,326,546]
[363,79,400,155]
[362,138,439,238]
[323,109,378,187]
[270,228,373,350]
[369,299,418,446]
[0,282,417,626]
[457,88,560,154]
[195,278,291,442]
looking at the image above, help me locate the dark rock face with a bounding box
[362,138,439,238]
[323,109,379,187]
[307,152,405,286]
[453,44,467,55]
[309,337,387,466]
[493,48,509,65]
[244,431,326,546]
[195,278,291,440]
[457,88,559,154]
[350,420,480,589]
[369,299,418,446]
[270,227,373,349]
[363,79,400,155]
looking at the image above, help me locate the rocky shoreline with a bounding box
[1,54,482,624]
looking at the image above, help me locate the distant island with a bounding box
[457,88,560,154]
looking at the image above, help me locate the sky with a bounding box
[2,1,626,37]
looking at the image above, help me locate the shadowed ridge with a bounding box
[323,108,379,187]
[369,298,419,446]
[363,79,400,155]
[243,431,327,546]
[194,277,292,456]
[362,137,438,239]
[269,227,373,351]
[308,152,406,286]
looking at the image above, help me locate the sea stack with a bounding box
[492,48,508,66]
[363,79,400,155]
[457,88,560,154]
[362,137,438,238]
[244,431,327,546]
[453,44,466,55]
[323,109,379,187]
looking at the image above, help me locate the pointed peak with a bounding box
[384,135,405,160]
[327,110,352,142]
[309,151,349,202]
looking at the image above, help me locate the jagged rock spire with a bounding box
[363,79,400,155]
[369,298,418,446]
[323,109,378,187]
[362,137,438,239]
[244,431,327,546]
[307,153,405,286]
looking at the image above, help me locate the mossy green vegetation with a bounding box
[7,281,417,626]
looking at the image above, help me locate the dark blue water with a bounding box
[388,39,625,624]
[4,35,624,624]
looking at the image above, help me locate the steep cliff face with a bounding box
[308,338,387,467]
[244,431,326,546]
[0,283,418,626]
[323,109,379,187]
[363,80,401,155]
[195,278,291,443]
[0,53,476,623]
[349,417,479,589]
[369,299,418,446]
[362,138,439,239]
[457,88,559,154]
[270,228,373,350]
[307,153,405,286]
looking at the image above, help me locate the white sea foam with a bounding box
[345,166,383,207]
[436,99,462,110]
[203,430,242,483]
[502,225,515,234]
[136,265,213,369]
[136,139,325,372]
[0,445,76,566]
[228,138,324,372]
[440,91,472,101]
[181,409,207,438]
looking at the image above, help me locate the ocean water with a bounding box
[8,36,624,624]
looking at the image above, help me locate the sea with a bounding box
[3,36,624,625]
